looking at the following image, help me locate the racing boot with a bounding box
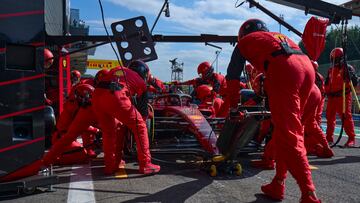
[87,149,97,158]
[115,125,126,169]
[102,133,121,175]
[306,147,317,156]
[83,138,97,159]
[344,137,355,148]
[139,163,161,175]
[104,165,118,175]
[326,135,333,145]
[82,130,97,158]
[133,126,160,175]
[315,144,334,158]
[261,179,285,201]
[118,159,126,168]
[251,158,275,170]
[300,192,321,203]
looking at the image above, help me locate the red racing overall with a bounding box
[43,105,98,166]
[92,67,159,175]
[325,64,356,145]
[228,31,317,199]
[195,85,224,117]
[148,73,165,93]
[182,73,227,97]
[52,84,97,156]
[303,84,333,158]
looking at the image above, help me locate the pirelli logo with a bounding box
[87,59,122,69]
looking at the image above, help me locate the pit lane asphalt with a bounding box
[1,137,360,203]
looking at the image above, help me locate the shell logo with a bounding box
[114,70,124,76]
[273,34,286,41]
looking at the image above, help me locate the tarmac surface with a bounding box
[1,127,360,203]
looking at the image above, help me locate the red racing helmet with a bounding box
[128,60,150,81]
[330,47,344,65]
[71,70,81,85]
[238,19,269,41]
[94,69,110,85]
[196,85,215,101]
[74,84,94,107]
[44,48,54,69]
[197,61,213,79]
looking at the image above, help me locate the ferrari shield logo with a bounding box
[62,59,67,68]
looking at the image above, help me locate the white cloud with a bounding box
[147,43,234,81]
[88,0,305,81]
[100,0,339,39]
[103,0,304,35]
[87,0,359,81]
[87,17,123,27]
[98,0,359,35]
[88,42,235,82]
[88,43,119,60]
[105,0,162,15]
[96,0,351,37]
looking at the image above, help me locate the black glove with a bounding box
[94,130,102,145]
[213,79,221,93]
[344,65,358,86]
[135,92,149,118]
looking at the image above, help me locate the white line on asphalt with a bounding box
[67,163,96,203]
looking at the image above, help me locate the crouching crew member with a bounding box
[92,60,160,175]
[195,85,224,117]
[43,84,98,166]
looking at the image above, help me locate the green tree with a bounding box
[299,25,360,75]
[317,25,360,64]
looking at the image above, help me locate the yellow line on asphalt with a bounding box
[309,165,318,170]
[115,167,128,178]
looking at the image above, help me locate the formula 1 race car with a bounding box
[126,89,271,176]
[149,93,220,154]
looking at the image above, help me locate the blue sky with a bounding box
[71,0,359,81]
